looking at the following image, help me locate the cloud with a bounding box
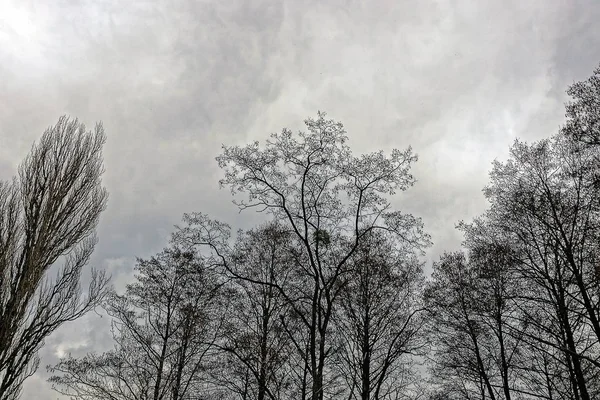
[0,0,599,398]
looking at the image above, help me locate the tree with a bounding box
[562,63,600,147]
[480,136,600,399]
[176,112,430,400]
[427,238,554,400]
[425,252,499,400]
[333,230,426,400]
[0,116,109,400]
[437,130,600,400]
[48,246,225,400]
[210,222,296,400]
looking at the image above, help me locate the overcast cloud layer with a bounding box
[1,1,600,398]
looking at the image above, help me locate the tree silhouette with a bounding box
[0,116,109,400]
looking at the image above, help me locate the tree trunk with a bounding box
[361,304,370,400]
[258,302,270,400]
[557,285,589,400]
[496,312,512,400]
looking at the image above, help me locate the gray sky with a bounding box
[1,0,599,398]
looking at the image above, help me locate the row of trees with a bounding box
[49,112,431,400]
[425,67,600,400]
[1,66,600,399]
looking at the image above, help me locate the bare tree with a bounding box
[425,249,525,400]
[480,137,600,399]
[429,129,600,399]
[208,222,296,400]
[0,116,109,400]
[562,63,600,147]
[48,246,225,400]
[425,252,500,400]
[176,112,430,400]
[333,230,426,400]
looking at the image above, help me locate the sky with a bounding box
[1,0,600,398]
